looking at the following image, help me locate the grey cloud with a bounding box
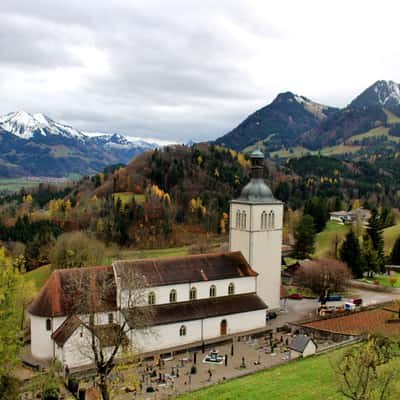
[0,0,397,141]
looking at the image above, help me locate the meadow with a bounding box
[177,346,400,400]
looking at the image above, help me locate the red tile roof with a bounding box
[303,306,400,336]
[123,293,267,327]
[113,251,257,288]
[29,266,117,317]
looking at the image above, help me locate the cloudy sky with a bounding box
[1,0,400,142]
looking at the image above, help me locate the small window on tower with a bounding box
[270,210,275,229]
[261,211,267,229]
[236,209,241,229]
[241,211,247,229]
[108,313,114,324]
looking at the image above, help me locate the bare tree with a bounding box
[294,258,352,301]
[63,266,153,400]
[333,335,399,400]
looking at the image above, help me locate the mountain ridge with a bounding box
[0,111,176,178]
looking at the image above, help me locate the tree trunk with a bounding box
[99,373,110,400]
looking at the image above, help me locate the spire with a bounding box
[233,149,279,203]
[249,149,265,179]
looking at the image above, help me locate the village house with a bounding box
[329,208,371,225]
[28,150,284,369]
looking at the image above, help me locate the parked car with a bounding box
[327,295,342,301]
[289,293,303,300]
[352,297,363,306]
[266,311,277,320]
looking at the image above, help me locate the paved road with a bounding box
[268,287,399,330]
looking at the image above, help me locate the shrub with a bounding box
[146,386,155,393]
[389,276,397,287]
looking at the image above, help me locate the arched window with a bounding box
[268,210,275,229]
[46,318,52,331]
[148,291,156,305]
[169,289,177,303]
[261,211,267,229]
[228,282,235,295]
[209,284,216,297]
[179,325,187,336]
[236,209,241,228]
[241,211,247,229]
[189,286,197,300]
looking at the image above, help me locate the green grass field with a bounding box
[113,192,146,206]
[313,220,400,258]
[178,346,400,400]
[314,221,350,257]
[384,223,400,254]
[0,178,42,192]
[177,347,356,400]
[361,272,400,288]
[102,246,189,266]
[23,264,52,293]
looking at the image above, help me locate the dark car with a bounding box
[288,293,303,300]
[266,311,277,320]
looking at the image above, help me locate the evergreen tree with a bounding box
[303,197,329,232]
[340,230,363,278]
[361,236,379,277]
[293,214,316,259]
[366,208,385,272]
[390,235,400,265]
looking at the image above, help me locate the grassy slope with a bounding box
[314,220,400,258]
[384,223,400,255]
[178,347,400,400]
[177,347,346,400]
[102,246,189,266]
[113,192,146,206]
[314,221,349,257]
[24,264,52,294]
[384,108,400,124]
[0,178,41,192]
[347,126,400,144]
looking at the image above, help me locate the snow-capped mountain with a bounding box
[0,111,86,140]
[0,111,176,178]
[350,80,400,111]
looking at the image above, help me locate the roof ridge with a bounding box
[116,251,240,264]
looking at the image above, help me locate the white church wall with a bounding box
[30,315,66,359]
[202,309,266,339]
[121,276,257,307]
[130,310,266,354]
[131,320,203,353]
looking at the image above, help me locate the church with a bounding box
[28,150,284,369]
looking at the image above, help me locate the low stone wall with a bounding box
[349,279,400,293]
[290,324,355,343]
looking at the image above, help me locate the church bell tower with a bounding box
[229,150,283,310]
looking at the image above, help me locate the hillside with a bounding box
[215,92,338,152]
[0,111,175,178]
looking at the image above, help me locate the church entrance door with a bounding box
[220,319,227,335]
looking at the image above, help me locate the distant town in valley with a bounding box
[2,2,400,400]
